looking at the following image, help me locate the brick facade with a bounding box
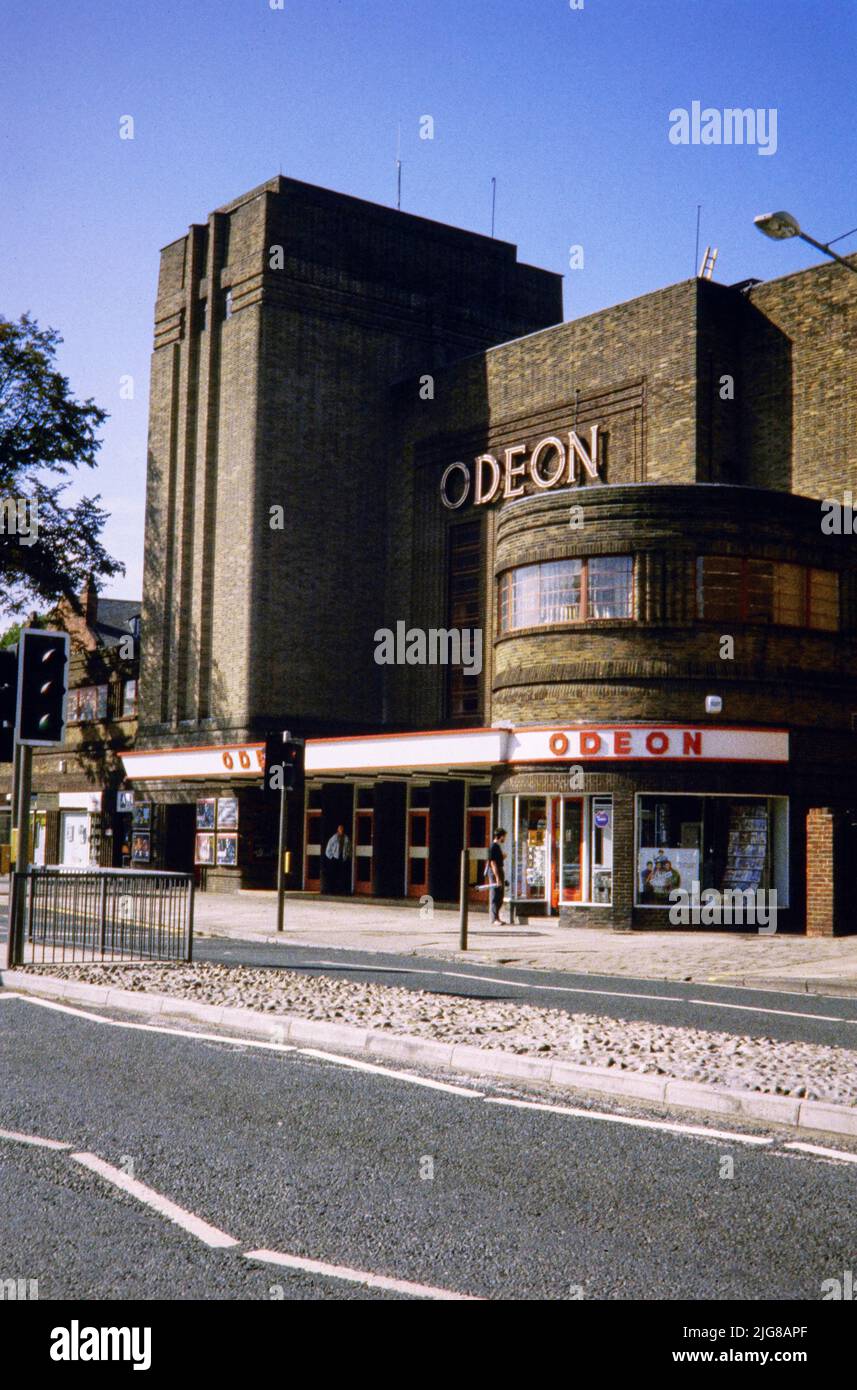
[123,176,857,929]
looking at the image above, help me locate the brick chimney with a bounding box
[81,574,98,627]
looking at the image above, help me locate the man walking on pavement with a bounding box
[486,827,508,925]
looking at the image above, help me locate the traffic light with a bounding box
[263,732,304,796]
[16,629,69,745]
[0,647,17,762]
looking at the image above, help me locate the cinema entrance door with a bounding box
[498,793,614,914]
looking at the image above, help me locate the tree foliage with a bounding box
[0,313,123,613]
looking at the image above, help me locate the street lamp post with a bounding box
[754,211,857,275]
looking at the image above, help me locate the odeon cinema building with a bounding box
[122,175,857,935]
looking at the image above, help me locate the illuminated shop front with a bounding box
[300,723,802,926]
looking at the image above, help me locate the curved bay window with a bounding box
[498,555,633,633]
[696,556,839,631]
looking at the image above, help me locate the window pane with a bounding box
[540,559,582,623]
[697,555,743,620]
[773,562,805,626]
[809,568,839,631]
[745,559,774,623]
[512,565,541,628]
[587,556,633,618]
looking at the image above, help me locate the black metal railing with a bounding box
[6,867,194,967]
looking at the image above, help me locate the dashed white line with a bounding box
[0,1126,71,1151]
[435,970,853,1024]
[687,998,850,1024]
[244,1248,482,1300]
[69,1152,240,1248]
[483,1096,775,1146]
[303,960,855,1025]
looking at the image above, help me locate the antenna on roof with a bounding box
[396,123,402,210]
[491,177,497,238]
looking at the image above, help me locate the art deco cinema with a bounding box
[110,175,857,935]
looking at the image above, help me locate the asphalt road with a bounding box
[1,991,856,1301]
[195,937,857,1049]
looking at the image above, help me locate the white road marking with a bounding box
[440,969,688,1004]
[0,1126,71,1151]
[308,961,854,1026]
[483,1096,775,1146]
[69,1151,240,1248]
[784,1141,857,1164]
[687,998,849,1024]
[6,992,851,1157]
[298,1047,483,1097]
[0,993,28,1002]
[305,961,441,976]
[4,993,298,1054]
[244,1248,483,1300]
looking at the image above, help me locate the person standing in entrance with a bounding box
[486,827,508,925]
[324,823,352,894]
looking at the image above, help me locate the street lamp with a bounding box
[754,211,857,275]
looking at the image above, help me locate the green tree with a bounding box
[0,313,123,613]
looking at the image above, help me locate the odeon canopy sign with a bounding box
[440,425,601,510]
[303,725,789,774]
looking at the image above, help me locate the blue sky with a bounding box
[2,0,855,602]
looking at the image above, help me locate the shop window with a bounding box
[697,557,839,631]
[635,794,789,909]
[67,685,108,724]
[122,679,138,717]
[498,556,633,632]
[356,786,375,809]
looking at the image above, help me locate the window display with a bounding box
[635,795,785,907]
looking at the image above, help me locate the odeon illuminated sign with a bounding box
[440,426,601,510]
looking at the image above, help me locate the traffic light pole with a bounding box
[9,741,32,963]
[15,743,33,870]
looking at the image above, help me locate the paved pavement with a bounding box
[2,991,856,1301]
[5,879,857,994]
[190,891,857,995]
[196,938,857,1049]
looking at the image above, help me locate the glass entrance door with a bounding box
[560,798,584,904]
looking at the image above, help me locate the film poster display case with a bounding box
[195,796,239,869]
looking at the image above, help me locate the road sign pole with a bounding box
[274,729,291,934]
[276,776,288,933]
[459,848,469,951]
